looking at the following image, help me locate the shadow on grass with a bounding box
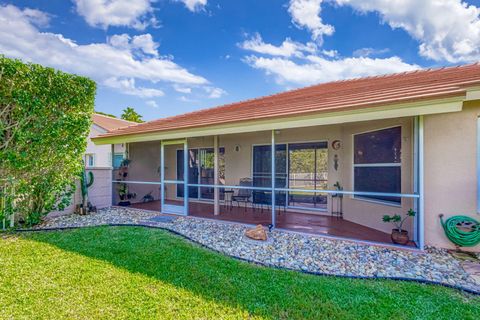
[19,226,480,319]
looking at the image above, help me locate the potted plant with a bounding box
[382,209,416,245]
[116,157,136,206]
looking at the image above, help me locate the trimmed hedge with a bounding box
[0,56,96,225]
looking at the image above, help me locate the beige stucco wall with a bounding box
[118,141,161,205]
[423,101,480,251]
[86,125,125,168]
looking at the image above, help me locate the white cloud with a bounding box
[173,84,192,94]
[109,33,159,57]
[176,0,207,12]
[321,49,337,58]
[335,0,480,63]
[179,96,197,102]
[245,55,418,85]
[146,100,159,108]
[288,0,334,43]
[205,87,226,99]
[104,77,164,98]
[239,33,317,57]
[73,0,158,30]
[353,47,390,57]
[0,5,209,98]
[22,8,51,27]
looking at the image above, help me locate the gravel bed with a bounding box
[36,206,480,293]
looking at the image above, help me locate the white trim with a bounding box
[353,163,401,167]
[85,153,95,167]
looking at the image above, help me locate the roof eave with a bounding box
[92,95,465,145]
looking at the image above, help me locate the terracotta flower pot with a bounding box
[391,229,409,245]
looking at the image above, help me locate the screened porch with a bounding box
[111,116,422,247]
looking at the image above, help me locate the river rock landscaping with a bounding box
[36,206,480,293]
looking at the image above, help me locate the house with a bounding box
[93,63,480,251]
[49,114,135,216]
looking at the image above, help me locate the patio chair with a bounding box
[232,178,253,211]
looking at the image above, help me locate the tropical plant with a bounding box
[0,55,96,226]
[382,209,416,231]
[78,166,95,214]
[121,107,144,123]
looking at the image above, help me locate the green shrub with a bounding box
[0,55,96,225]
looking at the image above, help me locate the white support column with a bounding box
[160,141,165,213]
[418,115,425,250]
[271,129,276,228]
[111,144,115,206]
[183,139,189,216]
[214,135,220,215]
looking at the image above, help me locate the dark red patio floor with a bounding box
[128,200,408,245]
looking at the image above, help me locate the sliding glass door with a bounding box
[177,147,225,200]
[252,141,328,211]
[288,142,328,210]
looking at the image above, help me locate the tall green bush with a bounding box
[0,56,96,225]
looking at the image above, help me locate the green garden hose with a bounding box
[439,215,480,247]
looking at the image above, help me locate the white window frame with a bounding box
[352,126,402,207]
[113,152,124,169]
[85,153,95,168]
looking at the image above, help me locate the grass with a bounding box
[0,226,479,319]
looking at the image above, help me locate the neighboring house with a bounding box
[49,114,135,217]
[93,63,480,251]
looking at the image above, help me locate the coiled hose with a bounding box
[439,214,480,247]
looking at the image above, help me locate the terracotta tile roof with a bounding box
[92,113,137,131]
[98,63,480,138]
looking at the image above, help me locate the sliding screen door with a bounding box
[288,142,328,210]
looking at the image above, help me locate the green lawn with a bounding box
[0,227,479,319]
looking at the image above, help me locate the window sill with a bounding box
[352,196,402,208]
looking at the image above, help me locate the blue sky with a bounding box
[1,0,480,120]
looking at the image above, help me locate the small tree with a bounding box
[121,107,144,123]
[0,56,96,226]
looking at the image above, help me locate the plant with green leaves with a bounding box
[79,166,95,215]
[0,55,96,226]
[121,107,144,123]
[383,209,416,232]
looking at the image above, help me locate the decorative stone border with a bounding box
[25,207,480,294]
